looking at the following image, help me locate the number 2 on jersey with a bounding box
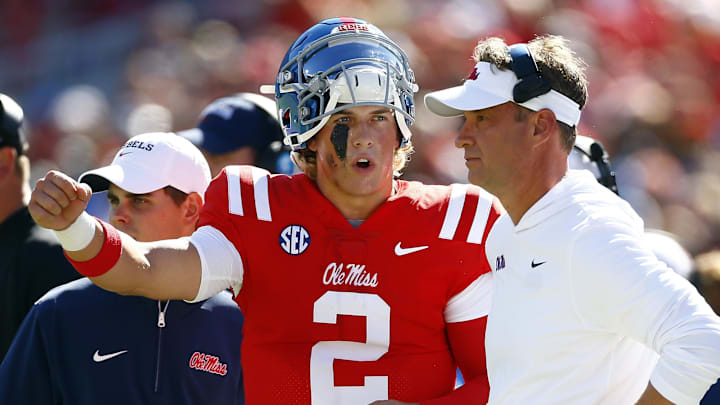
[310,291,390,404]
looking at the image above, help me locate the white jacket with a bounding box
[485,170,720,405]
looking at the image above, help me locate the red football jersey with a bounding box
[198,166,500,404]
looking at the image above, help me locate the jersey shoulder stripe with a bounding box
[438,184,468,240]
[225,165,272,222]
[467,187,494,244]
[251,167,272,221]
[226,166,243,216]
[437,184,499,245]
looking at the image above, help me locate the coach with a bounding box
[425,36,720,404]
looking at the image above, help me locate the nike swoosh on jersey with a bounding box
[93,349,128,362]
[394,242,429,256]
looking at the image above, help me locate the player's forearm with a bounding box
[62,218,151,296]
[64,217,201,300]
[427,317,489,405]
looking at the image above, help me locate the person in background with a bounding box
[178,92,294,177]
[568,135,695,280]
[425,35,720,404]
[0,93,79,363]
[0,132,244,404]
[695,250,720,317]
[694,250,720,404]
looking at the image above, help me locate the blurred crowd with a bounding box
[1,0,719,254]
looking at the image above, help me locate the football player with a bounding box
[29,18,499,405]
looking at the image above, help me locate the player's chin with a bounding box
[347,175,388,195]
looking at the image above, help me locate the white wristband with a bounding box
[54,211,98,251]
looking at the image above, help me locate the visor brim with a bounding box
[424,84,510,117]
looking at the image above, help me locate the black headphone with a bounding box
[509,44,553,104]
[572,137,619,195]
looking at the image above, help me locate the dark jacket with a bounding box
[0,278,245,404]
[0,206,80,362]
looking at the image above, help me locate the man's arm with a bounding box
[370,317,490,405]
[424,317,490,405]
[29,170,201,301]
[572,222,720,404]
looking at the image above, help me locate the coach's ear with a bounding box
[183,192,204,227]
[531,108,558,149]
[0,146,17,181]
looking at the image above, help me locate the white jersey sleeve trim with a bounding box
[444,271,493,323]
[439,184,467,240]
[226,166,243,216]
[185,225,244,303]
[467,190,493,244]
[251,167,272,222]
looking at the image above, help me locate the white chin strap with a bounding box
[287,67,412,147]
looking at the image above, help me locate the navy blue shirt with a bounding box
[701,380,720,404]
[0,206,80,362]
[0,278,244,404]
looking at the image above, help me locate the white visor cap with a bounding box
[424,61,581,127]
[79,132,211,200]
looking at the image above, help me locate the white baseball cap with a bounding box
[424,61,582,127]
[79,132,211,200]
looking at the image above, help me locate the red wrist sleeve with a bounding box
[64,219,122,278]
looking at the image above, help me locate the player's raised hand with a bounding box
[29,170,92,231]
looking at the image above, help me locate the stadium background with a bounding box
[1,0,719,254]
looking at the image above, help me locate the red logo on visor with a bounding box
[467,68,480,81]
